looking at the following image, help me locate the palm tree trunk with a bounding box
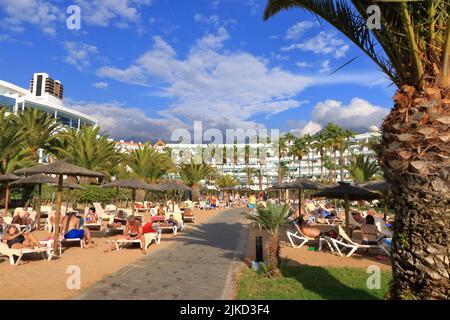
[192,183,200,201]
[267,233,281,277]
[380,86,449,300]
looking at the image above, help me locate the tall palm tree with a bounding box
[291,137,308,178]
[264,0,450,299]
[312,131,327,180]
[302,134,313,178]
[335,129,355,181]
[246,203,292,277]
[13,109,61,161]
[179,162,215,201]
[284,132,296,181]
[277,162,288,184]
[347,153,381,183]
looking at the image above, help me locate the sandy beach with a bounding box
[0,208,228,300]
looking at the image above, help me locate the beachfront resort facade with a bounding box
[114,127,381,188]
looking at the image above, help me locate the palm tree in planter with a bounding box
[347,153,381,184]
[264,0,450,299]
[246,202,292,277]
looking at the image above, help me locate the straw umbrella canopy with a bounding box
[15,160,104,252]
[10,174,58,229]
[0,173,20,215]
[158,180,191,211]
[282,178,324,216]
[313,182,381,234]
[101,178,162,215]
[358,180,391,220]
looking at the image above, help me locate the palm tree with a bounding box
[302,134,313,178]
[126,142,173,183]
[246,203,292,277]
[179,162,215,201]
[284,132,296,181]
[264,0,450,299]
[55,125,120,179]
[347,153,381,183]
[277,162,288,184]
[336,129,355,181]
[13,109,61,161]
[217,174,239,188]
[312,132,325,180]
[245,166,256,186]
[0,109,32,174]
[291,137,308,178]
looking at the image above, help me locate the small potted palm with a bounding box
[246,202,292,277]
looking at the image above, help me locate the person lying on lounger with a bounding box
[84,207,98,224]
[2,225,42,249]
[166,214,178,227]
[12,206,34,227]
[61,212,94,248]
[361,215,379,245]
[297,215,321,238]
[104,216,146,254]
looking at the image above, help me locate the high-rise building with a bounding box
[0,73,96,129]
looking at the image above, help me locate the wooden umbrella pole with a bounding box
[53,175,63,253]
[4,184,10,215]
[383,192,388,221]
[298,189,302,217]
[115,187,119,211]
[172,190,175,212]
[132,189,136,216]
[36,184,42,230]
[344,194,350,236]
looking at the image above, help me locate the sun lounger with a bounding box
[164,211,184,232]
[0,241,53,265]
[114,228,162,251]
[375,217,393,238]
[286,220,332,251]
[93,202,112,222]
[58,233,85,255]
[324,225,390,257]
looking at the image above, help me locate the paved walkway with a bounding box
[75,208,248,300]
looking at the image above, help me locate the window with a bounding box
[0,95,15,112]
[36,75,43,96]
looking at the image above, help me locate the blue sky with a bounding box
[0,0,396,141]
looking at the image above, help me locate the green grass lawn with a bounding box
[237,265,392,300]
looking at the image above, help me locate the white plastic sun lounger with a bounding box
[286,220,332,252]
[0,241,53,265]
[324,225,390,257]
[114,229,162,251]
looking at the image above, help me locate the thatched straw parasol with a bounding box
[313,182,381,234]
[158,180,191,211]
[0,173,20,215]
[282,178,324,216]
[10,174,59,229]
[101,178,161,215]
[358,180,391,220]
[15,160,104,252]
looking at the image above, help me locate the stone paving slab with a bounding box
[75,208,248,300]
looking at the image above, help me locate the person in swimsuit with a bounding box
[84,207,98,224]
[166,214,177,227]
[2,225,42,249]
[60,212,94,248]
[104,216,146,254]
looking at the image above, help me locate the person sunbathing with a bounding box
[2,225,42,249]
[361,215,379,245]
[166,214,178,227]
[157,204,166,216]
[61,212,94,248]
[352,211,365,224]
[104,216,146,254]
[297,215,321,238]
[84,207,98,224]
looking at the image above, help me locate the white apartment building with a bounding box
[114,127,381,188]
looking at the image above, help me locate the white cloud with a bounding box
[311,98,389,129]
[63,42,98,71]
[210,0,220,9]
[296,61,311,68]
[96,27,312,134]
[0,0,63,35]
[319,60,331,74]
[194,13,236,28]
[282,31,349,59]
[66,99,184,141]
[285,21,315,40]
[93,82,109,89]
[74,0,152,28]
